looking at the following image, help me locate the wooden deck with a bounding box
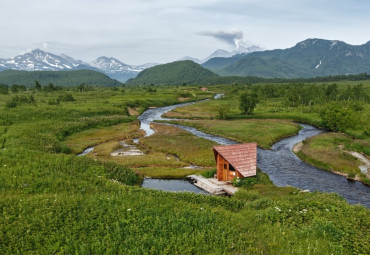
[187,175,238,195]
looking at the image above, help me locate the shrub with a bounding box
[48,98,60,105]
[0,83,9,94]
[58,93,75,102]
[320,102,359,132]
[216,104,230,120]
[178,92,192,98]
[239,92,258,115]
[5,95,35,108]
[200,169,216,178]
[102,162,140,185]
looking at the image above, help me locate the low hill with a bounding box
[202,39,370,78]
[126,60,218,85]
[0,69,122,86]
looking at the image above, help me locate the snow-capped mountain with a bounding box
[0,49,159,82]
[178,56,202,64]
[180,45,264,64]
[231,45,263,55]
[89,56,158,81]
[90,56,131,72]
[0,49,86,71]
[201,49,233,63]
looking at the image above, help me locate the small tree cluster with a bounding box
[10,84,27,93]
[58,93,75,102]
[216,104,230,120]
[320,102,359,132]
[0,84,9,95]
[5,95,35,108]
[239,92,258,115]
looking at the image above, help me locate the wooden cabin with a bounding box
[213,143,257,182]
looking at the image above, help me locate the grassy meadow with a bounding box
[141,124,217,166]
[0,83,369,254]
[164,119,301,149]
[296,132,370,184]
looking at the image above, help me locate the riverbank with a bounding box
[160,119,301,149]
[71,97,370,206]
[293,132,370,186]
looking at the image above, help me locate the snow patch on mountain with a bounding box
[181,45,263,64]
[0,49,160,82]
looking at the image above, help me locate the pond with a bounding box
[141,178,208,194]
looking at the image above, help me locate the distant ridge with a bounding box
[0,69,122,87]
[202,38,370,78]
[126,60,218,85]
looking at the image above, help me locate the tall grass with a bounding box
[0,86,369,254]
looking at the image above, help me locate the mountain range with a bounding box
[126,39,370,85]
[1,38,370,85]
[0,46,262,82]
[202,38,370,78]
[0,50,155,82]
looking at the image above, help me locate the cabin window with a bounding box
[223,164,227,169]
[229,164,235,171]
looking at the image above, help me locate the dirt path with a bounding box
[345,151,370,176]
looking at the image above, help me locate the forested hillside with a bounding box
[126,60,218,85]
[203,39,370,78]
[0,70,122,87]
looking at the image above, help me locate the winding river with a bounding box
[139,98,370,207]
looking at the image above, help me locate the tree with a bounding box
[78,83,86,92]
[325,83,338,101]
[0,84,9,95]
[34,80,41,91]
[239,92,258,115]
[320,102,359,132]
[216,104,230,120]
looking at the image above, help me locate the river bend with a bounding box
[139,99,370,207]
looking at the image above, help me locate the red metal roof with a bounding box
[213,143,257,177]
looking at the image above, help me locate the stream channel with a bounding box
[79,95,370,207]
[139,96,370,207]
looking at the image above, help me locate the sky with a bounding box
[1,0,370,65]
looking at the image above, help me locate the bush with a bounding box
[178,92,192,98]
[320,103,359,132]
[58,93,75,102]
[233,170,269,188]
[200,169,217,178]
[47,98,60,105]
[0,83,9,94]
[5,95,35,108]
[216,104,230,120]
[239,92,258,115]
[10,84,26,93]
[103,162,140,185]
[5,99,17,108]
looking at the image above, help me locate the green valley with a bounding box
[0,81,369,254]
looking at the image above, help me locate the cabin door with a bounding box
[223,164,228,181]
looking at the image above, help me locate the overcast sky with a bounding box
[1,0,369,64]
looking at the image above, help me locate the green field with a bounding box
[0,83,369,254]
[164,119,301,149]
[296,132,370,184]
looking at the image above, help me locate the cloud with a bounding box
[197,29,244,48]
